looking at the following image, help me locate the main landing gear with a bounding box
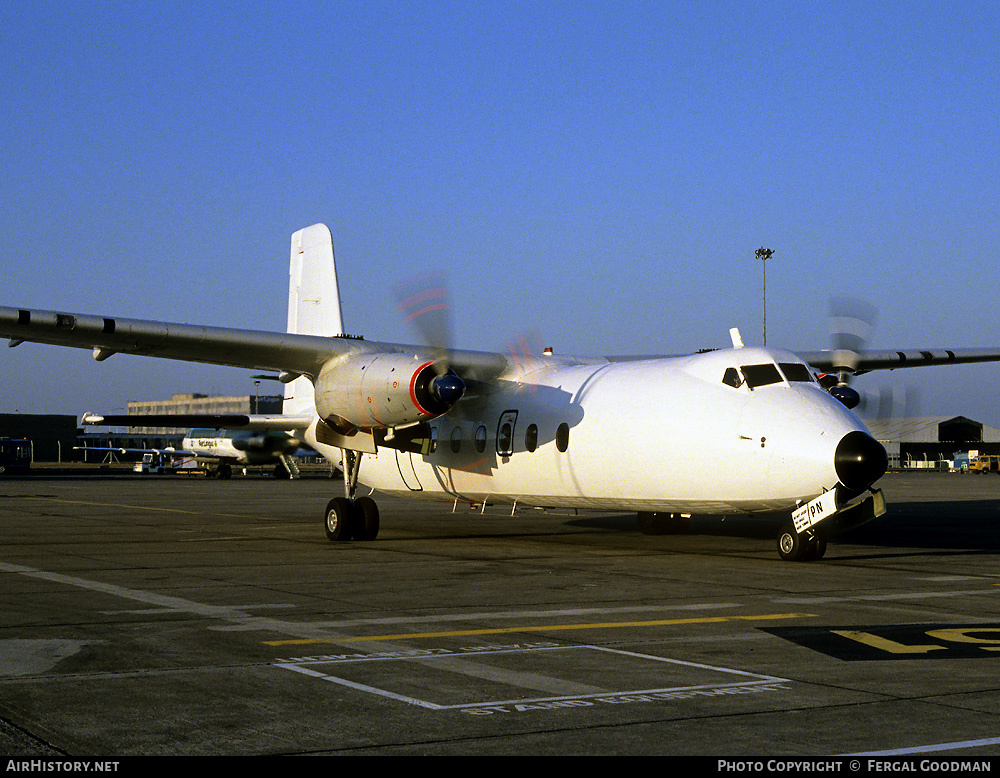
[324,495,380,541]
[324,449,380,542]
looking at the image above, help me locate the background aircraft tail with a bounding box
[284,224,344,416]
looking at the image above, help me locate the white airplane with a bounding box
[5,224,1000,560]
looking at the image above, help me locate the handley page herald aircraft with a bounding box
[75,425,309,479]
[5,224,1000,560]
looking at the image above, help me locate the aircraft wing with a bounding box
[1,306,347,376]
[798,347,1000,376]
[0,305,508,382]
[81,413,315,430]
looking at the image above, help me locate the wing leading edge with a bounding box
[1,305,510,397]
[1,306,344,377]
[799,347,1000,376]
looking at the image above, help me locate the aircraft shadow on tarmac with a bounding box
[838,499,1000,552]
[570,499,1000,553]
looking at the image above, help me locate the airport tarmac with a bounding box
[2,470,1000,756]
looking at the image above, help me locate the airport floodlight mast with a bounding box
[755,246,774,345]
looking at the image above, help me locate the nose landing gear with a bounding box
[777,524,827,562]
[778,488,886,561]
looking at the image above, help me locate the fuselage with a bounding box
[309,346,882,515]
[182,429,301,466]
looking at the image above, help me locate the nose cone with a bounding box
[835,430,888,491]
[430,372,466,405]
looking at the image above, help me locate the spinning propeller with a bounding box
[823,296,876,409]
[824,297,919,418]
[393,272,465,406]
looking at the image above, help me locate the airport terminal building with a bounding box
[125,392,283,434]
[0,392,284,463]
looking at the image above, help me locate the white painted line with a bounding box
[846,736,1000,755]
[276,662,446,710]
[0,562,328,642]
[274,643,792,711]
[775,588,1000,605]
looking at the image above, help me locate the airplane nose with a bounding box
[835,431,888,491]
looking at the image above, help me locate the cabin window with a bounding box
[779,362,814,383]
[450,426,462,453]
[556,422,570,452]
[722,367,742,388]
[740,363,783,389]
[475,425,487,453]
[498,423,513,456]
[525,424,538,452]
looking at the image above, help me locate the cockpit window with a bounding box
[741,363,783,389]
[778,362,815,383]
[722,367,742,388]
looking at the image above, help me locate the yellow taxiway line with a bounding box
[264,613,815,646]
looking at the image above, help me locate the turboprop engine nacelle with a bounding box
[314,352,465,432]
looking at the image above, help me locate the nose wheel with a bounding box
[777,524,827,562]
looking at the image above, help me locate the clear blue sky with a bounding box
[3,1,999,423]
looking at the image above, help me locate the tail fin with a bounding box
[287,223,344,337]
[285,224,343,416]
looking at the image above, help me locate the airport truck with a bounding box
[969,454,1000,474]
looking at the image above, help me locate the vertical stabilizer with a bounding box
[285,224,344,416]
[288,223,344,337]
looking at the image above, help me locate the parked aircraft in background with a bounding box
[5,224,1000,560]
[76,419,313,478]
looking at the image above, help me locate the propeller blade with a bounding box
[857,384,921,421]
[829,296,877,384]
[825,297,921,420]
[393,271,454,375]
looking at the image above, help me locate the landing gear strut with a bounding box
[324,449,380,542]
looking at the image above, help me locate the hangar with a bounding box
[0,413,77,461]
[864,415,1000,470]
